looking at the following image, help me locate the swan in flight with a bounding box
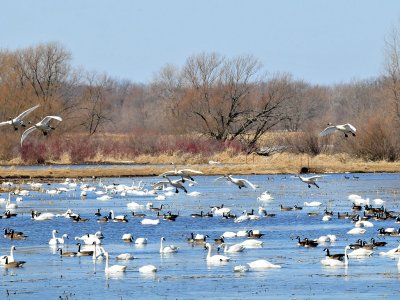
[159,165,203,183]
[319,123,356,138]
[296,175,322,188]
[0,104,40,130]
[153,176,188,193]
[215,175,257,190]
[20,115,62,145]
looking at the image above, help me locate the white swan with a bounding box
[116,253,134,260]
[49,230,59,245]
[139,264,157,273]
[319,123,356,138]
[160,237,179,253]
[303,201,322,207]
[205,243,230,263]
[0,245,16,264]
[20,115,62,145]
[240,240,263,248]
[104,252,127,273]
[141,218,160,225]
[153,176,188,193]
[31,211,55,221]
[5,193,17,209]
[247,259,281,269]
[122,233,133,242]
[135,237,148,245]
[222,231,237,238]
[220,243,245,253]
[347,228,366,235]
[347,248,373,257]
[0,104,39,130]
[215,175,257,190]
[296,175,322,188]
[320,246,350,267]
[257,191,273,201]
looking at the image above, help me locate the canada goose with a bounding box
[262,210,276,217]
[352,203,362,211]
[4,228,26,239]
[319,123,356,138]
[71,215,89,222]
[57,248,77,257]
[21,115,63,145]
[215,175,257,190]
[191,211,204,218]
[104,252,127,273]
[247,230,264,239]
[222,212,236,219]
[97,216,109,223]
[337,212,347,219]
[0,104,39,130]
[205,243,230,263]
[280,204,293,211]
[323,248,345,260]
[304,238,318,248]
[293,205,303,211]
[160,237,179,253]
[320,246,350,267]
[131,211,146,218]
[95,208,102,217]
[8,230,27,240]
[149,204,165,211]
[296,175,322,188]
[76,243,94,256]
[247,259,281,269]
[3,256,26,268]
[214,237,225,245]
[349,239,364,249]
[187,233,209,244]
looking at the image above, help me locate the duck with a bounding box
[160,237,179,253]
[205,243,230,263]
[247,259,281,269]
[104,252,127,273]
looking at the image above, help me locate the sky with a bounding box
[1,0,400,86]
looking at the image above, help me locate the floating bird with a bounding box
[21,115,62,145]
[205,243,230,263]
[215,175,257,189]
[0,104,39,130]
[247,259,281,269]
[139,264,157,273]
[104,252,127,273]
[320,246,350,267]
[319,123,356,138]
[159,237,179,253]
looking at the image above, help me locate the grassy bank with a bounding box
[0,153,399,179]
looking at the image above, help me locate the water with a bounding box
[1,172,400,299]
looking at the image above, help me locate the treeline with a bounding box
[0,42,399,163]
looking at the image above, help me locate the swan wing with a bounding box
[241,179,257,189]
[159,170,176,177]
[307,175,323,180]
[41,115,63,125]
[344,123,356,133]
[15,104,40,120]
[0,120,12,127]
[20,126,37,145]
[214,176,227,182]
[179,169,203,175]
[319,126,338,137]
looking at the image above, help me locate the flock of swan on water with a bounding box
[2,118,399,275]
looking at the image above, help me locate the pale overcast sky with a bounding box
[1,0,400,85]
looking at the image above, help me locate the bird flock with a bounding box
[0,104,62,146]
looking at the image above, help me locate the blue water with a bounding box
[1,172,400,299]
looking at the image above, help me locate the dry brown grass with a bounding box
[0,152,399,179]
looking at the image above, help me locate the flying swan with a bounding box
[21,115,62,145]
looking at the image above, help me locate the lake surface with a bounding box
[1,172,400,299]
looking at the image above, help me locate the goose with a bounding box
[76,243,94,256]
[116,253,135,260]
[139,265,157,273]
[320,246,350,267]
[187,233,208,244]
[3,256,26,268]
[319,123,356,138]
[191,211,204,218]
[261,210,276,217]
[162,210,178,221]
[280,204,293,211]
[20,115,62,145]
[97,216,109,223]
[370,238,387,247]
[7,230,26,240]
[94,208,102,217]
[104,252,127,273]
[323,248,345,260]
[247,230,264,239]
[296,175,322,188]
[247,259,281,269]
[205,243,230,263]
[149,204,165,211]
[215,175,257,190]
[214,237,225,245]
[0,245,16,264]
[57,248,77,257]
[219,243,245,253]
[160,237,179,253]
[4,228,26,239]
[131,211,146,218]
[109,210,128,222]
[0,104,39,130]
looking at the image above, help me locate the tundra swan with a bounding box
[319,123,356,138]
[0,245,16,264]
[247,259,281,269]
[0,104,39,130]
[219,243,245,253]
[215,175,257,190]
[20,115,62,145]
[160,237,179,253]
[159,166,203,183]
[296,175,322,188]
[104,252,127,273]
[205,243,230,262]
[139,264,157,273]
